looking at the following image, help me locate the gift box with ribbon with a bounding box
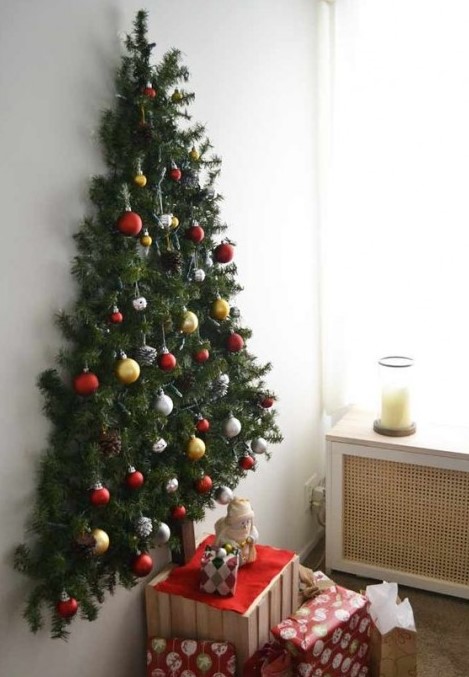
[199,545,240,596]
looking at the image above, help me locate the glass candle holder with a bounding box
[373,356,416,436]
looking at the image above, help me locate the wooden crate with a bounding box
[145,553,299,671]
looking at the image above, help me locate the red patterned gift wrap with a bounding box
[270,583,371,677]
[147,637,237,677]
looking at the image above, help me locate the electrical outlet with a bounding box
[304,473,318,512]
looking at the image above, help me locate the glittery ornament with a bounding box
[132,296,147,311]
[135,516,153,538]
[159,214,173,230]
[152,438,168,453]
[193,268,206,283]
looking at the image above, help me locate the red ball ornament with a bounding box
[90,484,110,507]
[56,595,78,619]
[185,224,205,244]
[109,307,123,324]
[195,475,213,493]
[125,468,145,490]
[157,350,177,372]
[196,417,210,433]
[73,371,99,396]
[214,242,235,263]
[239,455,255,471]
[260,396,275,408]
[226,332,244,352]
[171,505,187,520]
[193,348,209,364]
[143,84,157,98]
[131,552,153,577]
[117,211,143,236]
[169,166,182,182]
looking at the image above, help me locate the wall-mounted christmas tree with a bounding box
[14,10,281,639]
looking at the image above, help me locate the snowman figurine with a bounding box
[214,497,259,565]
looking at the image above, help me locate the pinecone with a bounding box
[161,250,183,274]
[210,373,230,399]
[99,429,122,457]
[134,344,157,366]
[175,370,196,393]
[135,516,153,538]
[181,169,200,188]
[73,532,97,558]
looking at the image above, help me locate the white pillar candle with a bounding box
[381,386,412,429]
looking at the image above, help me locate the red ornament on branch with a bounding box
[89,484,110,507]
[73,370,99,396]
[185,223,205,244]
[195,475,213,493]
[239,455,255,471]
[117,211,143,236]
[157,349,177,372]
[125,467,144,490]
[260,395,275,408]
[109,307,123,324]
[196,417,210,433]
[169,163,182,181]
[131,552,153,577]
[214,242,235,263]
[170,505,187,520]
[143,83,157,98]
[226,332,244,352]
[56,594,78,619]
[193,347,209,364]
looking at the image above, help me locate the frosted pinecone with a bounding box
[135,516,153,538]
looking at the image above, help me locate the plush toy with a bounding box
[214,497,259,565]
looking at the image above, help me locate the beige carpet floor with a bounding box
[304,542,469,677]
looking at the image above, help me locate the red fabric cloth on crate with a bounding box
[154,535,295,614]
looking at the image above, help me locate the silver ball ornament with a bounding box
[193,268,206,283]
[132,296,148,311]
[155,522,171,545]
[166,478,179,493]
[223,414,242,438]
[155,391,173,416]
[216,547,227,558]
[251,437,268,454]
[214,486,234,505]
[152,438,167,453]
[159,214,173,230]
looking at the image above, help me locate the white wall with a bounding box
[0,1,319,675]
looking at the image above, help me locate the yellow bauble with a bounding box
[186,435,206,461]
[170,215,179,229]
[171,88,183,102]
[210,298,230,321]
[140,231,152,247]
[134,173,147,187]
[180,310,199,334]
[91,528,110,556]
[189,147,200,161]
[115,357,140,384]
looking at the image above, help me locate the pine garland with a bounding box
[14,9,282,639]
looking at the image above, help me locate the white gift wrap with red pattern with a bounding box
[199,547,239,596]
[271,584,371,677]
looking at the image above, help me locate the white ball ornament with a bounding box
[155,391,173,416]
[214,486,234,505]
[193,269,206,283]
[223,414,242,438]
[166,478,179,493]
[216,547,227,558]
[132,296,148,311]
[251,437,268,454]
[154,522,171,545]
[152,438,168,453]
[159,214,173,230]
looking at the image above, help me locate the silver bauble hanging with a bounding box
[223,414,242,438]
[159,213,173,230]
[251,437,268,455]
[135,516,153,538]
[214,486,234,505]
[155,522,171,545]
[155,391,173,416]
[193,268,206,283]
[132,296,148,311]
[152,438,168,453]
[166,477,179,493]
[135,344,158,366]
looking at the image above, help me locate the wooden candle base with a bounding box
[373,419,416,437]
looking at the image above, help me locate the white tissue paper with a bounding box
[366,581,416,635]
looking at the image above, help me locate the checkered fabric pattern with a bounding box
[200,548,239,596]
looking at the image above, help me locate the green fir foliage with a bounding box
[14,10,282,639]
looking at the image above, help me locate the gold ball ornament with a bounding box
[170,215,179,229]
[91,528,110,556]
[140,230,152,247]
[134,173,147,187]
[210,298,230,321]
[171,88,183,103]
[180,310,199,334]
[115,356,140,384]
[186,435,206,461]
[189,147,200,161]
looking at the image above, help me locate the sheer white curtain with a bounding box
[320,0,469,425]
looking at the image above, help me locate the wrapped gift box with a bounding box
[147,637,236,677]
[271,576,371,677]
[200,546,239,596]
